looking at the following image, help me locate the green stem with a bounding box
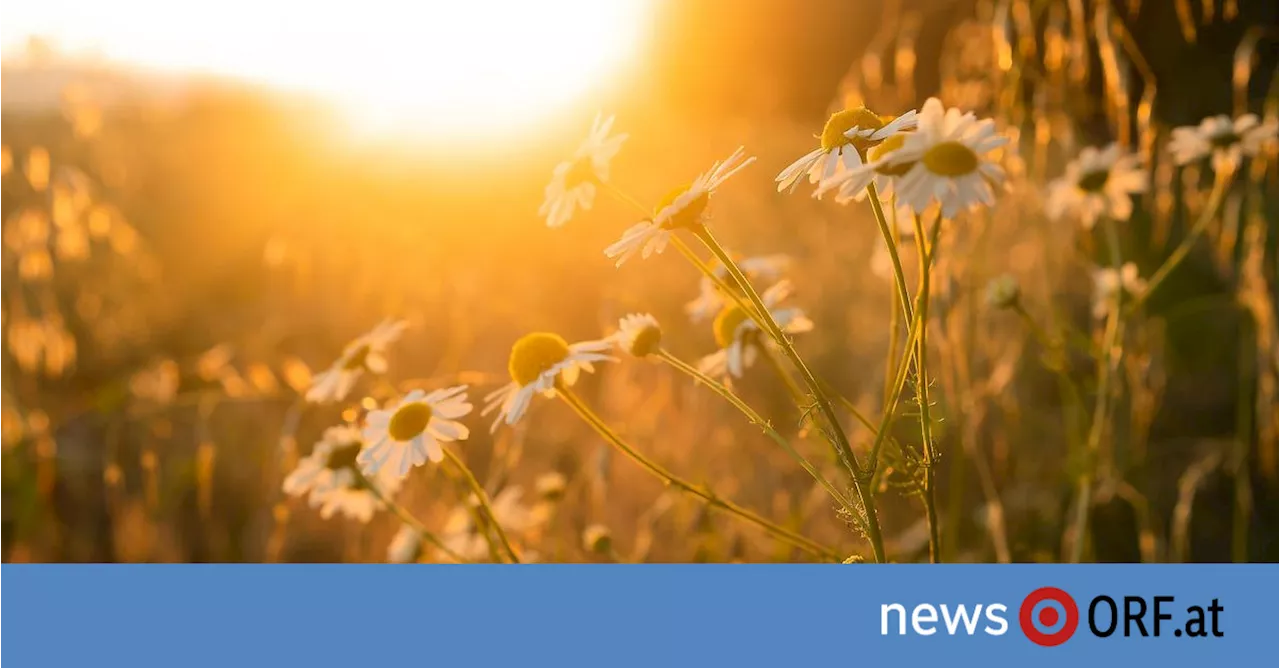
[867,183,915,324]
[557,385,843,561]
[356,470,469,563]
[656,349,857,517]
[911,213,942,563]
[1132,169,1233,311]
[690,225,888,563]
[441,448,521,563]
[691,226,859,479]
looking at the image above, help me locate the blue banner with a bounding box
[4,565,1276,666]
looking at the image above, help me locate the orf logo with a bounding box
[1019,587,1079,646]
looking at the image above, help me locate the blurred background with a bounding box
[2,0,1277,563]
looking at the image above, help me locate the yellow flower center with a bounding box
[324,441,362,471]
[1077,169,1110,193]
[508,332,571,386]
[563,156,597,189]
[869,134,915,176]
[921,141,980,177]
[712,305,751,348]
[655,184,709,230]
[627,325,663,357]
[388,402,433,441]
[820,107,886,152]
[341,344,371,371]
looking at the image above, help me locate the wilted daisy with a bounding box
[539,114,628,228]
[1168,113,1277,173]
[856,97,1008,218]
[483,333,613,431]
[612,313,663,358]
[698,280,813,379]
[685,254,791,322]
[283,424,401,522]
[387,524,423,563]
[440,486,541,561]
[776,107,918,194]
[358,386,472,478]
[1046,144,1148,228]
[1092,263,1147,319]
[604,147,755,267]
[305,319,407,403]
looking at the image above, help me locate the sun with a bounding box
[2,0,650,142]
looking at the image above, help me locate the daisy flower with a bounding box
[358,386,473,478]
[1046,144,1148,228]
[685,254,791,322]
[854,97,1008,218]
[815,133,915,204]
[539,114,628,228]
[305,319,407,403]
[483,332,614,431]
[776,107,918,194]
[604,147,755,267]
[1092,263,1147,319]
[283,424,401,522]
[697,280,813,379]
[1168,113,1277,173]
[439,486,541,562]
[387,524,423,563]
[612,313,663,358]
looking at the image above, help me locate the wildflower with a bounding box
[1168,113,1277,173]
[483,333,613,430]
[612,313,663,357]
[1046,144,1148,228]
[816,133,912,204]
[539,114,628,228]
[305,319,407,403]
[685,254,790,322]
[387,524,423,563]
[604,147,755,267]
[283,425,401,522]
[583,524,613,555]
[440,486,541,561]
[698,280,813,379]
[535,471,567,502]
[775,107,918,194]
[358,386,473,478]
[852,98,1008,218]
[984,274,1021,310]
[1092,263,1146,319]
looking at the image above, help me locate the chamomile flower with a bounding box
[439,486,541,561]
[358,386,473,478]
[283,424,401,522]
[697,280,813,379]
[776,107,918,194]
[612,313,663,358]
[305,319,407,403]
[483,332,614,431]
[539,114,628,228]
[815,133,913,204]
[685,254,791,322]
[1092,263,1146,319]
[604,147,755,267]
[387,524,423,563]
[1046,144,1148,228]
[1168,113,1277,173]
[856,98,1008,218]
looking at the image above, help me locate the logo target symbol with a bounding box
[1019,587,1079,646]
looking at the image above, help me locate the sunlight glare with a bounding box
[1,0,649,142]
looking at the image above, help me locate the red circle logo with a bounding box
[1019,587,1079,646]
